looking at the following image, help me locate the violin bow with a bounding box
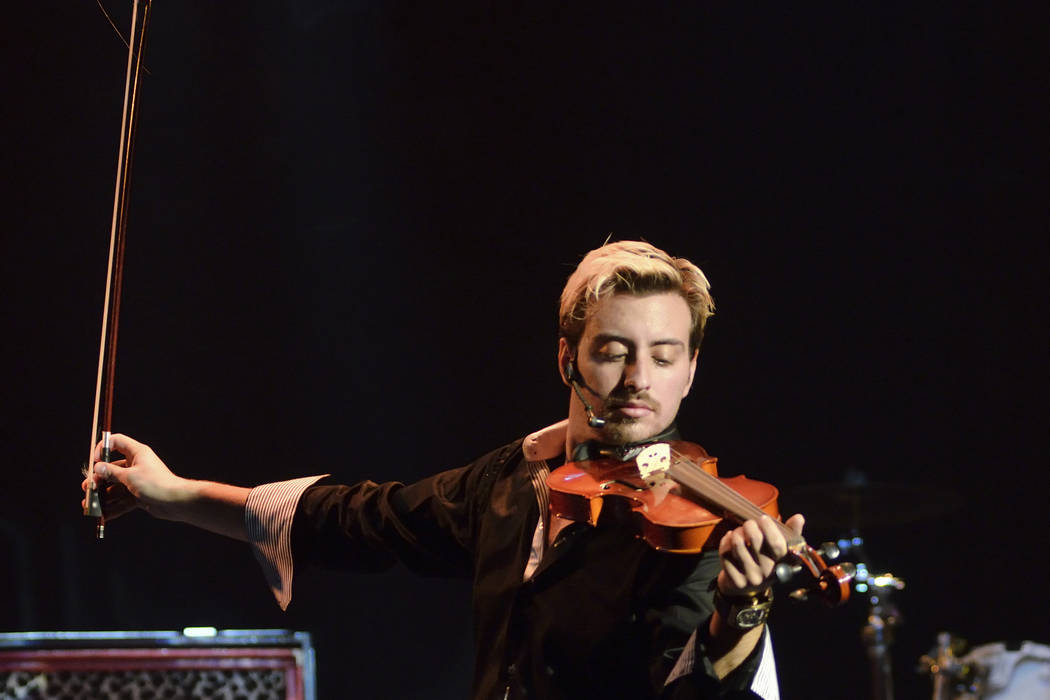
[83,0,153,538]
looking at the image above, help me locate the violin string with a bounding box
[673,463,802,546]
[666,447,765,517]
[667,447,802,545]
[669,456,766,521]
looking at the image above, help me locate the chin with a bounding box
[599,418,661,445]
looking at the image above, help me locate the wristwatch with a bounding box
[714,588,773,630]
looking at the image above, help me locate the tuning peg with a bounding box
[818,541,840,559]
[774,561,803,583]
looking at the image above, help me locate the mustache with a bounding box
[604,392,659,411]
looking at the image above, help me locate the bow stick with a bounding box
[83,0,153,538]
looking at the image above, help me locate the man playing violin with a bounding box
[84,240,804,699]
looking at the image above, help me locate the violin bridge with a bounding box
[635,443,671,487]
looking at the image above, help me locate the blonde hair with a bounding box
[558,240,715,352]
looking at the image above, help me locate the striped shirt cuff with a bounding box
[751,630,779,699]
[665,626,779,699]
[245,475,327,611]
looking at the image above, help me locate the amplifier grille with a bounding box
[0,630,314,700]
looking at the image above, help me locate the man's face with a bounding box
[561,291,698,445]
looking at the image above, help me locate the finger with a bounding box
[731,529,766,587]
[746,518,785,579]
[103,481,131,498]
[718,532,749,590]
[102,481,137,519]
[740,519,777,574]
[93,433,146,461]
[740,520,780,580]
[718,528,733,556]
[785,513,805,536]
[756,515,788,559]
[102,496,137,521]
[741,519,765,556]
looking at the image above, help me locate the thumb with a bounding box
[95,460,130,486]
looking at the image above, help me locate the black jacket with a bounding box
[291,438,762,699]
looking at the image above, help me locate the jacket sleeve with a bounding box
[290,440,523,579]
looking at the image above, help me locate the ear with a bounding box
[682,348,699,398]
[557,337,572,386]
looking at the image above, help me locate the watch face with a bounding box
[736,606,770,629]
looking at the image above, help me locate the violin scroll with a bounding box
[780,543,856,606]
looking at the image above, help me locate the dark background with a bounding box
[3,2,1046,698]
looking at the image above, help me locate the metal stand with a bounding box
[918,632,968,700]
[837,534,906,700]
[863,589,902,700]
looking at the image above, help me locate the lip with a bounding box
[611,403,653,418]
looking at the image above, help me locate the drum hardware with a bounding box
[793,532,906,700]
[781,472,963,700]
[776,529,905,700]
[919,637,1050,699]
[919,632,972,700]
[859,564,906,700]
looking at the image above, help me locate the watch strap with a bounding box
[714,588,774,630]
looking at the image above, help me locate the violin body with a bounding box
[548,440,853,605]
[547,441,780,554]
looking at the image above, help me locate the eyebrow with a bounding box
[592,333,686,349]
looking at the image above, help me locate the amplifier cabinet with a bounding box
[0,629,315,700]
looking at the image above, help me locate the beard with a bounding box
[598,416,646,445]
[595,392,663,445]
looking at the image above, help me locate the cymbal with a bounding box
[780,481,964,530]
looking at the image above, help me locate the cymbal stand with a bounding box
[918,632,970,700]
[838,534,907,700]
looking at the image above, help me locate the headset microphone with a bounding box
[566,358,607,428]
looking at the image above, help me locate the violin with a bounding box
[547,441,854,605]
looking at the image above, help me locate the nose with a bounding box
[623,358,651,393]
